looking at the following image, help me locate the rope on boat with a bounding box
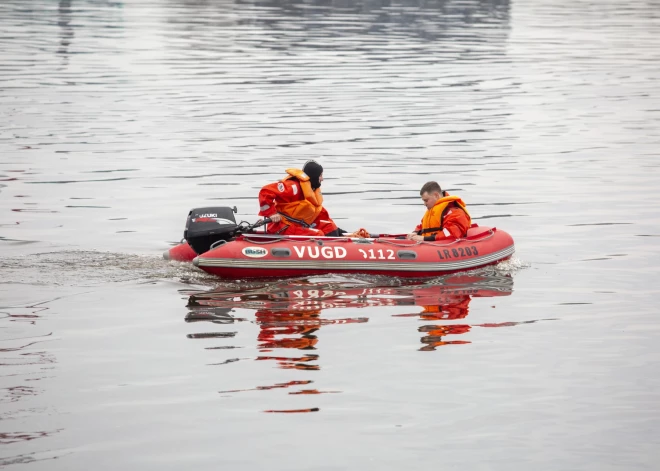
[459,230,495,244]
[419,239,461,247]
[243,229,494,246]
[374,239,423,247]
[375,229,494,247]
[242,237,288,245]
[242,236,353,245]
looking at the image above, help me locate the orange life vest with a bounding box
[420,195,471,238]
[277,168,324,225]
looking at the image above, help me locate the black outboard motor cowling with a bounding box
[184,207,238,255]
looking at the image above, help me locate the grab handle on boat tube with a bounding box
[466,227,496,241]
[210,239,227,250]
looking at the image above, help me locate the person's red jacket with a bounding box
[258,178,301,219]
[258,179,338,236]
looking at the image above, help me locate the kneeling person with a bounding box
[407,181,471,242]
[258,160,365,237]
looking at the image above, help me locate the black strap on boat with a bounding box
[324,228,346,237]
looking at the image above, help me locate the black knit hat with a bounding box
[303,160,323,190]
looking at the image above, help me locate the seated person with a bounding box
[407,181,471,242]
[258,160,366,237]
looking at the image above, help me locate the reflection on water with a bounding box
[57,0,74,65]
[169,0,511,46]
[0,298,59,458]
[184,271,534,411]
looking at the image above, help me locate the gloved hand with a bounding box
[347,228,370,238]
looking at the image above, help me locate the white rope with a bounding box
[243,230,494,247]
[242,237,287,245]
[374,229,494,247]
[373,239,423,247]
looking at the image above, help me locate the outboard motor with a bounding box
[184,207,239,255]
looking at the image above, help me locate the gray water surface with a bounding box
[1,0,659,469]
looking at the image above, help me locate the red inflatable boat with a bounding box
[193,227,512,279]
[164,206,515,279]
[165,211,514,280]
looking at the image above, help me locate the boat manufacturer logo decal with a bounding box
[242,247,268,258]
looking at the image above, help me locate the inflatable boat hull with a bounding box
[192,226,514,279]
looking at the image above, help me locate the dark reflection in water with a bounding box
[57,0,74,65]
[184,271,529,411]
[168,0,510,51]
[238,0,510,39]
[0,300,59,465]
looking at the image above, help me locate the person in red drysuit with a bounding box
[258,160,366,237]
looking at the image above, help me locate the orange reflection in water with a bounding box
[392,288,474,351]
[254,308,368,371]
[264,408,320,414]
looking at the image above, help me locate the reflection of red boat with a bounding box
[186,274,538,358]
[187,274,513,313]
[186,273,520,356]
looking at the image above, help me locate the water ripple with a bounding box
[1,0,659,468]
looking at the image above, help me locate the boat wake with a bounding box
[0,250,217,287]
[490,256,528,274]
